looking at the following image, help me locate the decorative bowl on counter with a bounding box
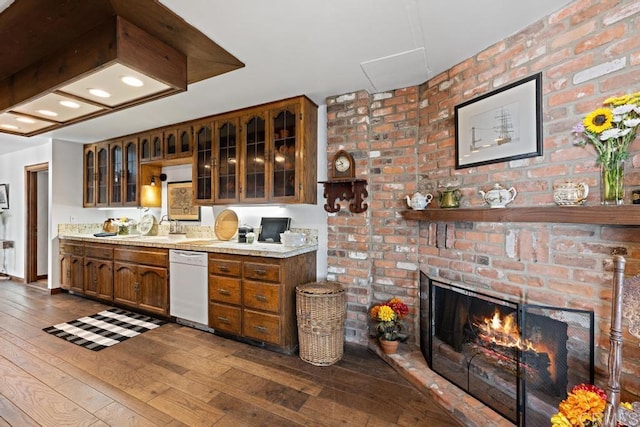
[280,232,306,246]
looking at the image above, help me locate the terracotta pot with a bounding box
[378,338,399,354]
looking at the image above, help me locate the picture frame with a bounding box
[455,72,542,169]
[0,184,8,209]
[167,181,200,221]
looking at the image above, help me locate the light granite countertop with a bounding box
[59,233,318,259]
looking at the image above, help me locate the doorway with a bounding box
[26,162,49,285]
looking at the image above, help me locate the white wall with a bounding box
[0,142,51,278]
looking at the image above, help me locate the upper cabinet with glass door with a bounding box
[193,121,214,204]
[267,97,317,204]
[123,138,138,206]
[83,142,110,207]
[241,112,268,204]
[213,116,240,203]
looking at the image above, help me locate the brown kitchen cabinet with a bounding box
[59,240,84,292]
[83,243,114,301]
[239,97,317,205]
[114,247,169,316]
[213,116,240,203]
[208,251,316,353]
[83,142,109,207]
[193,120,214,203]
[165,125,193,161]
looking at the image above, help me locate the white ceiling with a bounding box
[0,0,569,154]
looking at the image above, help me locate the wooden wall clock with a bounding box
[330,150,355,180]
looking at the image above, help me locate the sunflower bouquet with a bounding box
[573,91,640,204]
[370,297,409,342]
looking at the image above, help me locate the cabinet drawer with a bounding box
[209,276,241,305]
[243,262,280,283]
[209,257,242,277]
[243,281,280,313]
[84,244,113,259]
[243,309,280,345]
[114,247,168,267]
[61,241,84,256]
[209,303,241,335]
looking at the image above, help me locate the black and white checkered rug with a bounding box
[43,308,166,351]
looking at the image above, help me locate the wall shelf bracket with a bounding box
[319,179,368,213]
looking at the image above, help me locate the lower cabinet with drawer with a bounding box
[83,243,114,302]
[114,246,169,317]
[208,251,316,354]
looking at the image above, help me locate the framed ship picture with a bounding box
[167,181,200,221]
[454,73,542,169]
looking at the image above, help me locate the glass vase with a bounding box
[600,159,625,205]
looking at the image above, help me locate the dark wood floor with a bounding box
[0,280,459,426]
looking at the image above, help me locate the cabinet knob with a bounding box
[217,288,231,296]
[253,269,266,276]
[254,294,268,302]
[217,316,230,324]
[218,266,230,272]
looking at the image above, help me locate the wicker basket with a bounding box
[296,281,346,366]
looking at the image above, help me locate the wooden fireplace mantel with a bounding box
[401,205,640,226]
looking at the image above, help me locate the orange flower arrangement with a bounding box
[370,297,409,341]
[551,383,633,427]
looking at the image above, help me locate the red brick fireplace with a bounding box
[325,0,640,415]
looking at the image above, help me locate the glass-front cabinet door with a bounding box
[164,130,177,159]
[123,138,138,205]
[193,122,214,203]
[151,132,163,160]
[83,145,96,206]
[241,113,267,203]
[96,144,109,206]
[214,118,239,203]
[109,141,123,205]
[177,125,193,158]
[270,105,299,201]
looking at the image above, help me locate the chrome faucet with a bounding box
[159,214,169,225]
[170,219,180,234]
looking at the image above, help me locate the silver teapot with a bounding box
[479,183,517,208]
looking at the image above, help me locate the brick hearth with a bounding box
[368,339,513,427]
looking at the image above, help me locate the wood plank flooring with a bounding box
[0,281,461,426]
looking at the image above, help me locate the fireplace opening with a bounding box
[420,275,594,426]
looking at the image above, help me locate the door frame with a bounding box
[25,162,49,284]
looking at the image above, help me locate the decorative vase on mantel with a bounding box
[378,338,399,355]
[601,159,625,205]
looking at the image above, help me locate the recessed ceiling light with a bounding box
[89,88,111,98]
[60,100,81,108]
[37,109,58,117]
[16,117,36,123]
[121,76,144,87]
[1,124,19,130]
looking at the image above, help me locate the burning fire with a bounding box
[475,310,538,352]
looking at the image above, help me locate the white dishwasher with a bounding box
[169,250,208,327]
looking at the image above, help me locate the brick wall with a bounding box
[326,0,640,401]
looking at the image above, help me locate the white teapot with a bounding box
[479,183,517,208]
[406,192,433,210]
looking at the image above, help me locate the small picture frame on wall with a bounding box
[455,72,543,169]
[167,181,200,221]
[0,184,8,209]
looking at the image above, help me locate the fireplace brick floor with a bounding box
[367,338,515,426]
